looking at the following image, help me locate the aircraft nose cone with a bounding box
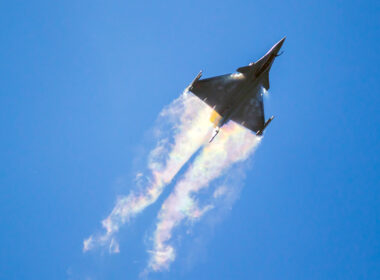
[273,36,286,53]
[278,36,286,45]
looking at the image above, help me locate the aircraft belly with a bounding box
[228,81,265,132]
[231,81,261,116]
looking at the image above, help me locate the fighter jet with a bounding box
[188,37,285,142]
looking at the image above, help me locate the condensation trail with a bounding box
[147,122,261,271]
[83,91,214,252]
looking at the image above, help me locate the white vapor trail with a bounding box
[83,91,213,252]
[147,122,261,271]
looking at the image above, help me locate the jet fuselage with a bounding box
[189,37,285,142]
[215,76,262,129]
[213,38,284,130]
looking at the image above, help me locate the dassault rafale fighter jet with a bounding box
[188,37,285,142]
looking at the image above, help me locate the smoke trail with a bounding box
[147,122,261,271]
[83,91,214,252]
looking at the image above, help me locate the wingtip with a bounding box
[197,70,203,79]
[188,70,203,91]
[256,116,274,136]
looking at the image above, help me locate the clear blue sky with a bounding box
[0,0,379,279]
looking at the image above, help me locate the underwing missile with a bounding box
[209,127,220,143]
[256,116,274,136]
[188,71,202,91]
